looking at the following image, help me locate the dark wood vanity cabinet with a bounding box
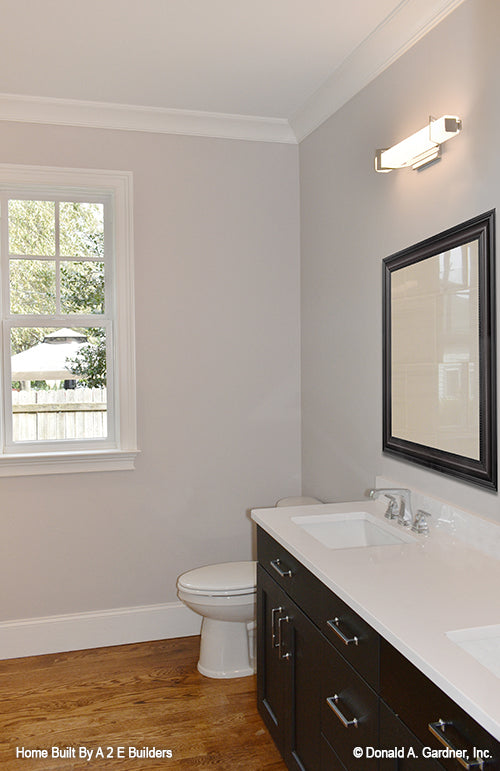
[257,526,500,771]
[257,528,378,770]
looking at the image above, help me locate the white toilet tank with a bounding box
[276,496,322,507]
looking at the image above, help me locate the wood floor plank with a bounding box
[0,636,287,770]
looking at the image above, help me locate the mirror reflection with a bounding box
[391,240,479,460]
[383,211,496,490]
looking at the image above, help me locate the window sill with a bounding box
[0,449,139,477]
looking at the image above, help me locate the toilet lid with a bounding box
[177,561,256,596]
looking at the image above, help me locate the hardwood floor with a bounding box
[0,636,287,770]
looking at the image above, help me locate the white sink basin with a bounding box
[291,511,416,550]
[447,625,500,679]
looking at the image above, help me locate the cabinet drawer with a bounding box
[321,734,347,771]
[258,527,379,690]
[257,527,319,605]
[379,700,445,770]
[310,579,379,691]
[381,638,500,771]
[321,635,378,771]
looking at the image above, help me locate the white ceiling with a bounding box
[0,0,465,143]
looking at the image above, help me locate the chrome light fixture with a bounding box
[375,115,462,172]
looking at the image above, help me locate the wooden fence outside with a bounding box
[12,388,107,441]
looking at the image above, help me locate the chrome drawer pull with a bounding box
[270,558,293,579]
[271,606,283,648]
[278,615,292,660]
[327,617,359,646]
[326,695,359,728]
[428,720,486,770]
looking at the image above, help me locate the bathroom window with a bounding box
[0,165,137,475]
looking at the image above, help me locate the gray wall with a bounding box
[3,0,498,629]
[300,0,500,520]
[0,122,301,621]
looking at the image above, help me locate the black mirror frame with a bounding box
[383,210,497,491]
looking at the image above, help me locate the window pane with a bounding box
[60,261,105,314]
[59,202,104,257]
[10,259,56,314]
[9,200,55,256]
[11,327,107,442]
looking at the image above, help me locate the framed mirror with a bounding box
[383,211,497,490]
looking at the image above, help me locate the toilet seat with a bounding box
[177,561,256,597]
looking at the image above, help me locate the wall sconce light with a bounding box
[375,115,462,172]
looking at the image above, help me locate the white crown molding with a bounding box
[291,0,468,142]
[0,602,201,660]
[0,92,297,145]
[0,0,466,146]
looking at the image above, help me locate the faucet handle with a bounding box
[411,509,431,535]
[384,495,399,520]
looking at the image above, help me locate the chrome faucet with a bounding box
[368,488,413,527]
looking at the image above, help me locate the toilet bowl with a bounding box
[177,497,322,679]
[177,561,257,678]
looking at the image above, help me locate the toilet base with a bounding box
[197,617,256,679]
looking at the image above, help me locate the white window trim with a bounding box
[0,164,138,475]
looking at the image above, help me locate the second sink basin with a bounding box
[291,511,416,550]
[447,625,500,679]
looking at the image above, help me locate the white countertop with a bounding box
[251,499,500,741]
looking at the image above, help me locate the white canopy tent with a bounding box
[11,328,87,381]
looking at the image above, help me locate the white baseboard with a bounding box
[0,601,201,660]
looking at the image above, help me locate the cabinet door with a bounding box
[257,564,322,771]
[285,592,322,771]
[257,563,289,755]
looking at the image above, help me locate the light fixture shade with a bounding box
[375,116,462,172]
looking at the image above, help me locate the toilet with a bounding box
[177,496,322,679]
[177,561,257,678]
